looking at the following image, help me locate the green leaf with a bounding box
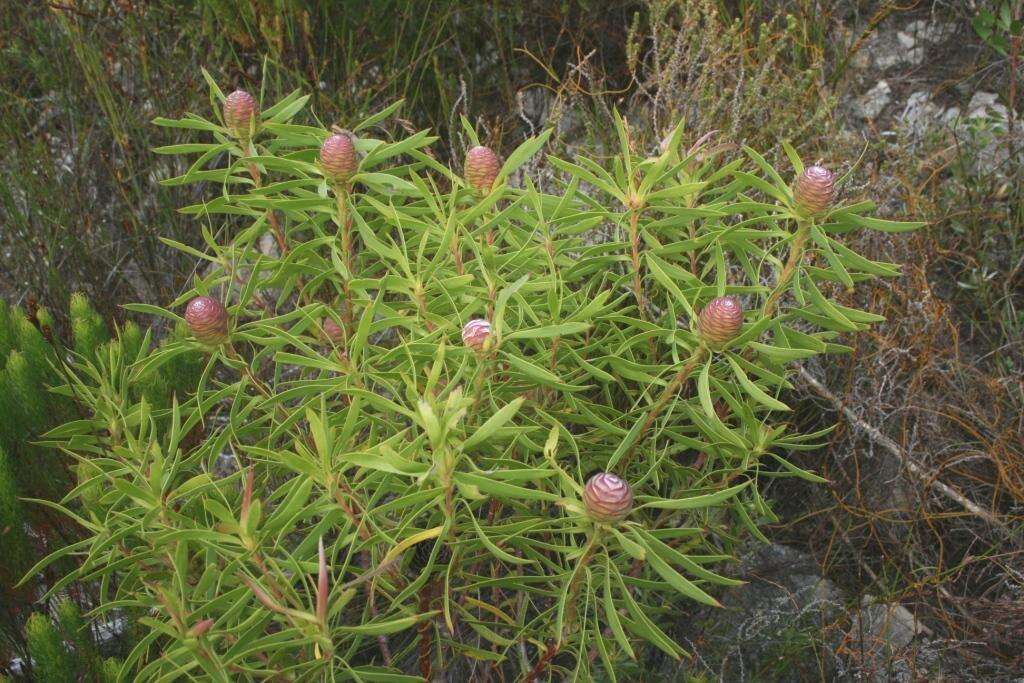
[339,450,428,476]
[726,356,790,411]
[353,99,405,132]
[696,358,744,447]
[748,341,817,362]
[842,213,927,233]
[497,129,552,182]
[464,504,534,565]
[603,563,636,660]
[337,613,437,635]
[782,141,803,174]
[632,531,721,606]
[463,397,526,450]
[502,352,588,392]
[639,481,750,510]
[453,472,558,501]
[611,567,687,660]
[504,322,590,340]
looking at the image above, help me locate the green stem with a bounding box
[618,346,708,471]
[563,529,602,628]
[336,191,356,334]
[762,220,811,318]
[627,207,647,318]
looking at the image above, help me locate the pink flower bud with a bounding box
[793,165,835,215]
[583,472,633,523]
[323,316,344,344]
[698,296,743,346]
[187,618,215,638]
[464,145,500,194]
[223,90,257,139]
[461,319,492,352]
[321,134,358,186]
[185,296,229,345]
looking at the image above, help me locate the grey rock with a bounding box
[903,19,958,45]
[851,596,930,653]
[848,20,953,74]
[951,91,1021,177]
[899,91,948,138]
[856,81,892,120]
[846,596,934,682]
[865,29,925,70]
[658,543,845,682]
[517,86,548,129]
[965,91,1010,125]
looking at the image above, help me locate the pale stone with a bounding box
[856,80,892,120]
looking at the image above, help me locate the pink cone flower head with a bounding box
[323,316,344,344]
[698,296,743,346]
[794,165,835,215]
[223,90,257,139]
[583,472,633,523]
[464,145,500,194]
[461,319,492,352]
[185,296,229,345]
[321,134,358,186]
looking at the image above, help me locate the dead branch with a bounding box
[795,365,1009,531]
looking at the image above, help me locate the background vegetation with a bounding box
[1,0,1021,679]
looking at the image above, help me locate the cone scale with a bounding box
[321,134,358,186]
[223,90,257,139]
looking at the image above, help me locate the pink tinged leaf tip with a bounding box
[188,618,214,638]
[317,536,329,624]
[323,316,344,344]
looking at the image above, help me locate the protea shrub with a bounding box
[35,77,922,680]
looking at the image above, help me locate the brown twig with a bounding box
[523,640,560,683]
[796,365,1009,531]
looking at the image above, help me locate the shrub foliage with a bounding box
[30,74,921,680]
